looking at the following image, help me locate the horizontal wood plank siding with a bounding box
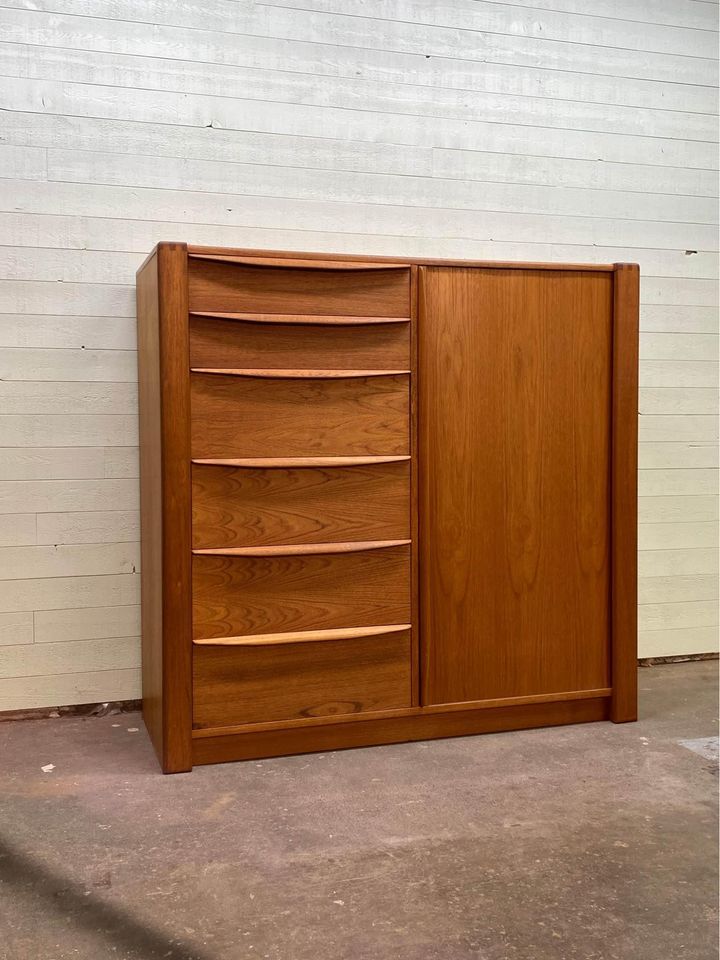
[0,0,716,708]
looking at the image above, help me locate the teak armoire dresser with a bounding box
[137,243,639,773]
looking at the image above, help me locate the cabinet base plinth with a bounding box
[190,697,610,768]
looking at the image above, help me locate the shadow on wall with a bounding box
[0,837,213,960]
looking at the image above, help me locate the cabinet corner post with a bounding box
[139,243,193,772]
[610,263,640,723]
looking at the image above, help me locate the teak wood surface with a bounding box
[419,267,613,704]
[137,244,638,771]
[610,264,640,722]
[192,623,412,647]
[188,257,411,316]
[192,698,609,764]
[190,371,410,459]
[192,540,411,557]
[137,243,193,773]
[192,456,410,467]
[189,254,412,271]
[190,312,410,325]
[189,313,410,369]
[193,629,412,728]
[192,545,412,640]
[191,460,411,548]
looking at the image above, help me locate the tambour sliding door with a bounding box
[419,267,614,707]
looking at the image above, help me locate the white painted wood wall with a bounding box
[0,0,717,709]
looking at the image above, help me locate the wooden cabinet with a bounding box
[137,244,638,773]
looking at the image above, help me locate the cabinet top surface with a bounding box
[138,242,636,275]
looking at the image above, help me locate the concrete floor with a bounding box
[0,661,717,960]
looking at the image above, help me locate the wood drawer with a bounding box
[192,543,411,640]
[188,256,410,318]
[193,627,412,728]
[189,313,410,370]
[190,371,410,459]
[192,459,410,548]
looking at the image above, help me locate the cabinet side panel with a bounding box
[137,252,164,761]
[420,267,613,706]
[610,264,640,723]
[158,243,193,772]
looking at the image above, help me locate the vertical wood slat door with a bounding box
[419,267,614,706]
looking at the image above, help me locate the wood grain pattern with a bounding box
[189,254,410,270]
[190,369,410,378]
[157,242,193,774]
[190,371,409,458]
[189,313,410,369]
[192,540,411,556]
[136,243,638,770]
[611,263,640,722]
[192,456,410,467]
[193,624,412,646]
[192,544,411,640]
[192,686,611,736]
[419,266,613,705]
[191,459,411,547]
[192,697,609,764]
[190,312,410,325]
[409,264,420,706]
[136,241,192,773]
[192,629,412,728]
[188,258,411,316]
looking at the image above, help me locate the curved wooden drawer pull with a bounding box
[193,624,411,647]
[189,253,409,270]
[190,368,410,378]
[193,539,411,558]
[191,456,411,468]
[190,311,410,326]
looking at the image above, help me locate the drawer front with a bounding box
[193,545,411,640]
[186,251,416,730]
[188,258,410,317]
[192,460,410,548]
[189,314,410,370]
[190,372,409,459]
[193,628,412,728]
